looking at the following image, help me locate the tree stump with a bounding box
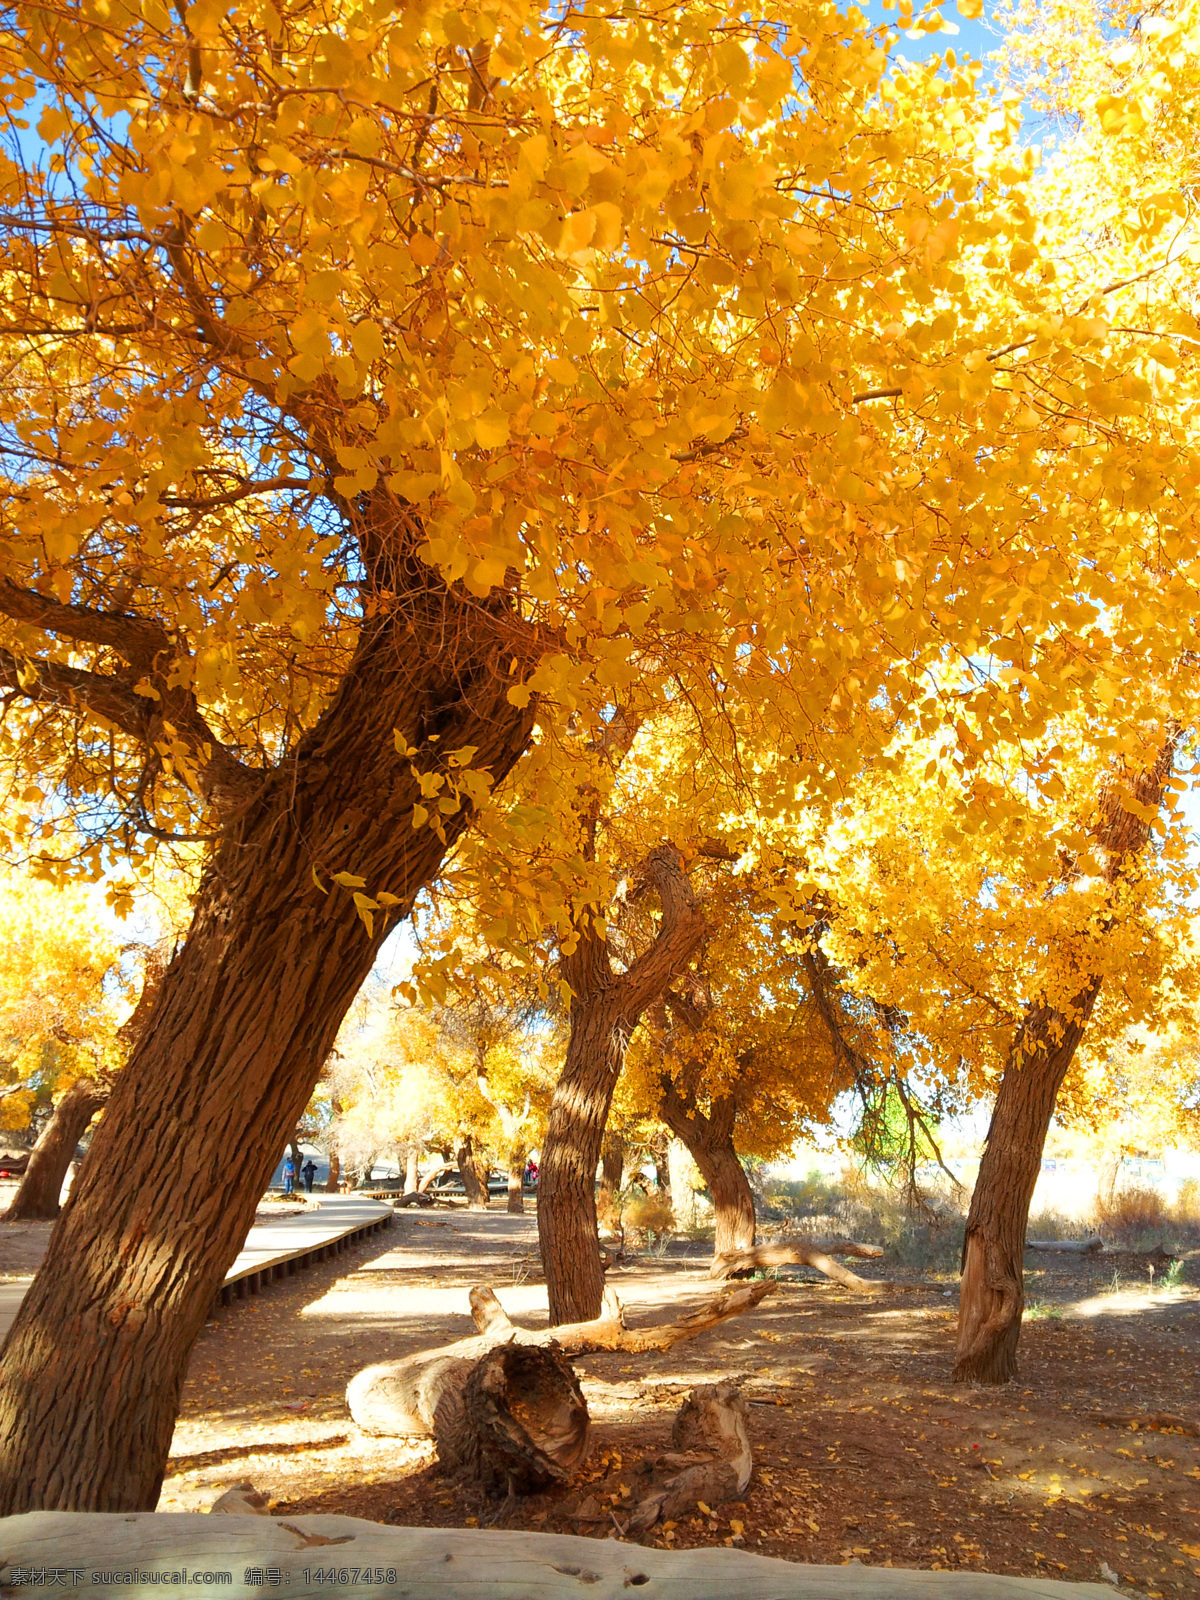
[457,1343,589,1490]
[630,1379,752,1531]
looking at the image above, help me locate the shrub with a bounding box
[1094,1184,1167,1240]
[623,1188,675,1248]
[1170,1178,1199,1227]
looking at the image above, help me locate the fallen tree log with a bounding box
[346,1280,774,1438]
[1026,1236,1104,1254]
[629,1379,752,1532]
[812,1237,885,1259]
[710,1241,899,1292]
[0,1511,1120,1598]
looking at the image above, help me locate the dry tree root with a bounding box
[628,1380,752,1533]
[346,1279,777,1490]
[209,1483,270,1516]
[709,1239,901,1292]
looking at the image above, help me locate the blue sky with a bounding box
[865,0,1001,70]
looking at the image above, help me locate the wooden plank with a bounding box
[221,1198,392,1287]
[0,1513,1116,1600]
[0,1197,393,1337]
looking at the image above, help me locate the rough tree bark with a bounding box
[505,1152,526,1215]
[4,1078,109,1223]
[456,1136,490,1211]
[404,1148,420,1196]
[628,1380,752,1532]
[660,1081,755,1257]
[0,576,537,1514]
[538,846,707,1325]
[598,1130,624,1215]
[953,736,1178,1385]
[325,1152,341,1194]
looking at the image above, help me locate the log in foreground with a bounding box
[347,1280,774,1437]
[0,1512,1119,1598]
[710,1240,899,1291]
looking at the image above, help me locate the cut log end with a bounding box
[459,1342,590,1491]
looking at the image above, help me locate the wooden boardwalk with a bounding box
[0,1194,393,1341]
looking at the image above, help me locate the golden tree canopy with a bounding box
[0,0,1196,927]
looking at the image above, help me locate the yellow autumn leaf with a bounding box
[475,409,510,449]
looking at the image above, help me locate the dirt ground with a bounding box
[102,1205,1194,1596]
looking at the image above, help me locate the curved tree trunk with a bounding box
[953,993,1101,1384]
[538,846,707,1326]
[538,994,632,1325]
[5,1079,109,1222]
[953,736,1177,1385]
[456,1137,490,1211]
[0,604,536,1515]
[660,1085,755,1257]
[6,939,172,1224]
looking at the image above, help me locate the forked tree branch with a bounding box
[0,580,172,672]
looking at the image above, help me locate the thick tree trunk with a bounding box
[598,1130,624,1214]
[538,997,631,1325]
[651,1138,671,1195]
[952,995,1099,1384]
[456,1137,490,1211]
[953,737,1177,1386]
[0,601,536,1514]
[404,1148,420,1196]
[660,1085,755,1257]
[325,1151,341,1194]
[5,1079,109,1222]
[538,847,707,1326]
[506,1150,525,1214]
